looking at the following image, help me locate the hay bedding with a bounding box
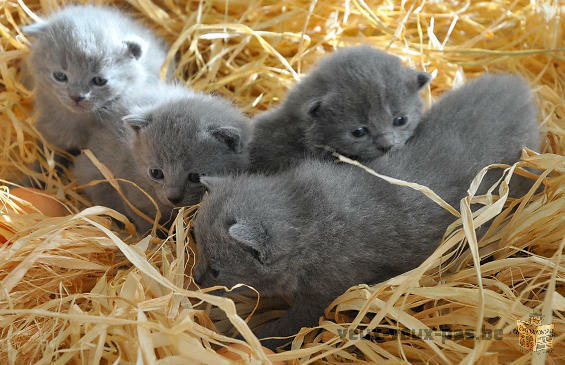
[0,0,564,363]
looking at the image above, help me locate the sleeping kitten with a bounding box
[24,4,171,152]
[72,86,251,234]
[250,46,431,173]
[192,74,539,348]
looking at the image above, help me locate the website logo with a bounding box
[516,313,553,352]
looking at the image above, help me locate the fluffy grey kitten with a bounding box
[250,46,431,173]
[373,74,540,203]
[192,74,539,348]
[24,4,170,151]
[72,86,251,234]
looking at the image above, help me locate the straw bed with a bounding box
[1,0,564,364]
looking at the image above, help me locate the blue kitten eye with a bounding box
[148,168,164,180]
[92,76,108,86]
[351,126,368,138]
[52,72,67,82]
[188,172,200,184]
[393,116,408,127]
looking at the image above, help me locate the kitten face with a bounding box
[134,129,206,208]
[293,46,430,161]
[125,95,250,208]
[192,176,293,296]
[25,17,145,113]
[304,81,426,160]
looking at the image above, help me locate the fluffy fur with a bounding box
[24,4,170,151]
[249,46,431,173]
[192,74,539,348]
[373,74,540,203]
[72,85,251,234]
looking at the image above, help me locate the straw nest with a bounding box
[1,0,564,364]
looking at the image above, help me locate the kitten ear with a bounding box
[22,21,48,37]
[123,38,146,60]
[228,222,271,264]
[306,99,322,117]
[411,71,431,90]
[210,126,242,153]
[122,113,150,133]
[200,176,226,191]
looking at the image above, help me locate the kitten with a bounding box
[72,85,251,234]
[23,4,171,152]
[249,46,431,173]
[194,160,450,347]
[192,74,539,348]
[373,74,540,203]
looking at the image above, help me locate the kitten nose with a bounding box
[167,186,184,205]
[378,145,393,153]
[70,94,85,103]
[167,195,182,205]
[375,132,394,153]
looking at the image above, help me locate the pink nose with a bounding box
[70,94,85,103]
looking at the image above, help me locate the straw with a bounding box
[0,0,564,363]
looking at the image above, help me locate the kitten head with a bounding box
[123,91,251,209]
[192,174,299,296]
[24,6,148,113]
[287,46,430,161]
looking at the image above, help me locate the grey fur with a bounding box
[24,4,170,151]
[192,74,539,347]
[72,86,251,234]
[373,73,540,203]
[249,46,431,173]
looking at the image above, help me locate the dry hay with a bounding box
[0,0,564,364]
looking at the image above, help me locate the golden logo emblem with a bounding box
[516,314,553,352]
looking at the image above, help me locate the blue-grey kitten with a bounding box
[72,86,251,234]
[24,4,170,151]
[192,74,539,348]
[250,46,431,173]
[374,74,540,203]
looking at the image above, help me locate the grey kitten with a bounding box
[72,86,251,234]
[373,74,540,204]
[24,4,170,151]
[192,74,539,348]
[250,46,431,173]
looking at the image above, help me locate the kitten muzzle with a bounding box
[375,133,394,153]
[70,94,85,103]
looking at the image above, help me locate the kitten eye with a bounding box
[188,173,200,184]
[393,116,408,127]
[148,168,164,180]
[52,72,68,82]
[351,127,368,138]
[92,77,108,86]
[209,268,219,279]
